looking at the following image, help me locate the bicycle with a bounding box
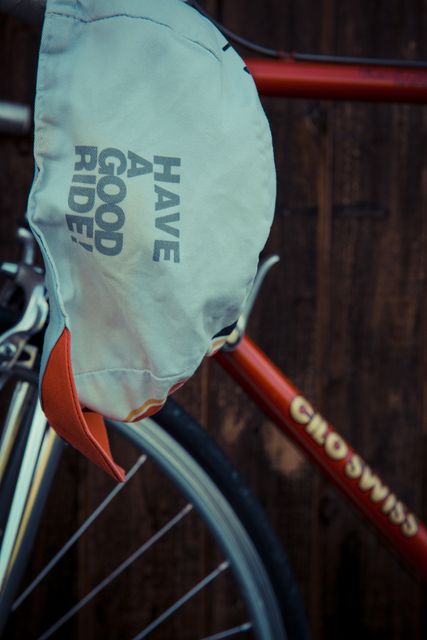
[1,1,427,639]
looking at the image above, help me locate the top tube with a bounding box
[2,0,426,105]
[247,58,427,103]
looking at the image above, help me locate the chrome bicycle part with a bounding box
[1,402,296,639]
[224,255,280,350]
[0,401,48,592]
[112,417,287,640]
[0,229,48,375]
[0,101,31,136]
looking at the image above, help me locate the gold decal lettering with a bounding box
[289,395,419,539]
[325,432,348,460]
[382,493,397,514]
[306,413,328,445]
[345,454,363,479]
[401,513,418,537]
[389,501,406,525]
[290,396,314,425]
[357,467,389,502]
[370,482,389,503]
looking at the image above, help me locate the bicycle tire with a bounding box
[153,398,310,640]
[1,389,309,639]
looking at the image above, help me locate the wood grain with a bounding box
[1,1,427,638]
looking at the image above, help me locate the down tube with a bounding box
[215,336,427,582]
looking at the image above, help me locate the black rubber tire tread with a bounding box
[156,398,311,640]
[0,371,309,638]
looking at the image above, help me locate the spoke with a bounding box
[36,504,193,640]
[13,454,147,611]
[132,561,230,640]
[0,402,47,591]
[201,622,253,639]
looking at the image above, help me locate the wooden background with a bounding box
[1,1,427,638]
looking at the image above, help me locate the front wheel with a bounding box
[3,397,309,639]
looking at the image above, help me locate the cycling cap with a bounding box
[28,0,276,481]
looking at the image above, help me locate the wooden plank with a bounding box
[202,1,427,639]
[320,0,427,635]
[1,0,427,638]
[210,2,327,637]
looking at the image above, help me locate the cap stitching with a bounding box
[47,11,220,61]
[48,10,171,28]
[74,362,204,383]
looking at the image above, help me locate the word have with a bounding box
[290,395,418,538]
[66,146,181,260]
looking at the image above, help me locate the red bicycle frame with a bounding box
[247,57,427,103]
[216,57,427,581]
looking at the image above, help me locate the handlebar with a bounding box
[0,101,31,135]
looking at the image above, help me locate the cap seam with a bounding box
[74,362,204,383]
[29,14,68,322]
[47,11,221,61]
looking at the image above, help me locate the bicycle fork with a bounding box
[0,386,63,634]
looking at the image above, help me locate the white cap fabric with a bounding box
[28,0,276,480]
